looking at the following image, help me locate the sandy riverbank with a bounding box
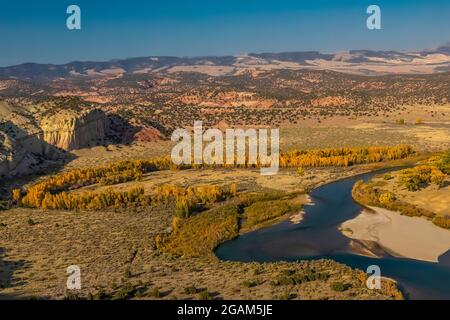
[290,195,313,224]
[341,206,450,263]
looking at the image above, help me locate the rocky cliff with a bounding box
[0,101,109,178]
[40,109,108,150]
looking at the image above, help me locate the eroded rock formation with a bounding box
[0,101,109,178]
[40,109,108,150]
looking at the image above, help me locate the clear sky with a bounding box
[0,0,449,67]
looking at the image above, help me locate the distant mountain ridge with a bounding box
[1,44,450,80]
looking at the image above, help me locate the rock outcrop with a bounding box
[40,109,108,150]
[0,102,46,178]
[0,101,109,178]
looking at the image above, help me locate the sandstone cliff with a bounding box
[40,109,108,150]
[0,101,109,178]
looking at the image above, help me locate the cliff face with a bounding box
[0,102,109,178]
[41,109,108,150]
[0,130,19,175]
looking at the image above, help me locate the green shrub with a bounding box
[243,200,293,229]
[296,167,305,176]
[242,280,261,288]
[437,151,450,174]
[0,200,10,211]
[123,269,132,278]
[275,292,297,300]
[149,287,161,298]
[198,290,213,300]
[156,204,239,257]
[238,191,286,207]
[88,290,108,300]
[379,192,396,205]
[111,283,144,300]
[272,269,329,286]
[331,282,351,292]
[63,293,81,300]
[253,268,263,276]
[184,286,198,294]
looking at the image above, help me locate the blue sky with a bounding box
[0,0,449,66]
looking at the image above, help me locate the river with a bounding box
[215,169,450,299]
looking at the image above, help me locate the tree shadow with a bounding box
[107,114,168,144]
[0,247,30,300]
[107,114,141,145]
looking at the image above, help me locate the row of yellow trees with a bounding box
[18,158,175,208]
[39,187,148,211]
[14,145,414,210]
[16,180,237,212]
[280,145,414,168]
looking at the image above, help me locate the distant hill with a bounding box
[1,44,450,81]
